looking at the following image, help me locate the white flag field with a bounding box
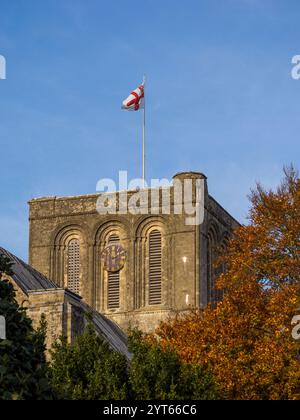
[122,82,145,111]
[122,78,146,186]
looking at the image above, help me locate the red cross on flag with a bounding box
[122,82,145,111]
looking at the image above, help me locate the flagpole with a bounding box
[142,75,146,188]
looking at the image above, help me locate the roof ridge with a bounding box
[0,246,58,293]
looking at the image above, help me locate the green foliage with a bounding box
[49,323,129,400]
[0,254,13,280]
[0,255,52,400]
[128,330,218,400]
[50,326,218,400]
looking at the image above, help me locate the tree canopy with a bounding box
[49,326,218,400]
[0,254,52,400]
[152,167,300,400]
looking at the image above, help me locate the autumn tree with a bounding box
[153,167,300,400]
[0,254,53,400]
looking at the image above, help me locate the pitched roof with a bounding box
[0,247,57,295]
[80,302,131,360]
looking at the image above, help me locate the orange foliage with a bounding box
[153,167,300,400]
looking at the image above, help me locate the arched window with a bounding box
[207,229,217,305]
[67,239,80,294]
[149,230,162,305]
[107,234,120,309]
[207,229,226,305]
[215,237,230,301]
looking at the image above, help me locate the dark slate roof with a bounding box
[0,247,57,295]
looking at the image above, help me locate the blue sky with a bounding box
[0,0,300,260]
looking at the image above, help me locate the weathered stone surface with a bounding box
[28,172,239,333]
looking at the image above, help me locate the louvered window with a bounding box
[107,234,120,309]
[149,230,162,305]
[207,237,214,304]
[67,239,80,295]
[207,234,223,305]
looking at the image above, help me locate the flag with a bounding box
[122,82,145,111]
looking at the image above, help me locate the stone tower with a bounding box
[28,172,239,332]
